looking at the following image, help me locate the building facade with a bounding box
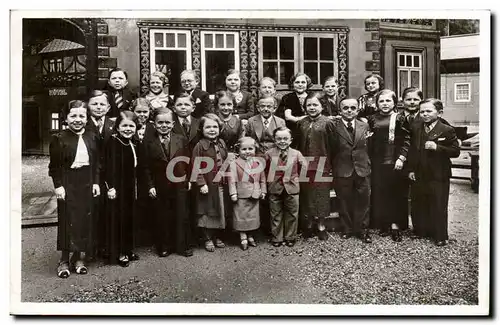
[440,34,480,129]
[22,18,441,154]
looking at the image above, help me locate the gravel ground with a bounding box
[20,156,480,306]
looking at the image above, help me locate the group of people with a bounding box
[48,66,460,279]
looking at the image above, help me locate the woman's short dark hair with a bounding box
[63,100,87,120]
[113,110,138,133]
[364,73,384,91]
[213,90,237,112]
[375,89,398,110]
[289,72,313,91]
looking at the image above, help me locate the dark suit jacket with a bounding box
[175,88,213,118]
[245,114,286,153]
[171,115,201,151]
[264,147,306,195]
[86,117,115,146]
[233,90,255,120]
[331,118,371,178]
[407,119,460,181]
[139,132,191,193]
[104,86,136,118]
[48,129,101,188]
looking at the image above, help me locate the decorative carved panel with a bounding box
[337,32,349,100]
[239,30,248,91]
[139,27,150,96]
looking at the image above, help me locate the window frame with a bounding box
[454,82,471,103]
[258,32,299,90]
[300,33,338,88]
[200,30,240,92]
[258,31,338,91]
[396,51,423,99]
[149,29,192,75]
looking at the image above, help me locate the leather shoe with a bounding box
[128,252,140,261]
[436,240,447,247]
[285,240,296,247]
[340,233,351,239]
[318,230,328,241]
[117,256,129,267]
[391,229,402,242]
[361,233,372,243]
[158,250,170,257]
[180,249,193,257]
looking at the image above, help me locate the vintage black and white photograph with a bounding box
[10,9,490,316]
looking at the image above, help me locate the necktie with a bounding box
[347,122,354,136]
[96,118,104,133]
[263,119,269,129]
[115,91,123,109]
[279,150,287,163]
[182,118,190,136]
[425,123,432,133]
[161,134,170,155]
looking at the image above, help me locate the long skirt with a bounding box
[300,170,332,227]
[371,164,408,230]
[232,198,260,232]
[197,185,226,229]
[57,166,94,252]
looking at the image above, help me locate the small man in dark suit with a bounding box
[139,109,193,257]
[408,98,460,247]
[331,98,372,243]
[104,68,136,118]
[175,69,213,118]
[245,95,287,155]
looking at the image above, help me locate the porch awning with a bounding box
[39,39,84,54]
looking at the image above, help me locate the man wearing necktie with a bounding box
[331,99,372,243]
[105,68,135,118]
[407,99,460,247]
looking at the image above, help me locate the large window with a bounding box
[454,82,471,102]
[150,29,191,95]
[397,52,423,98]
[201,31,239,94]
[259,32,338,89]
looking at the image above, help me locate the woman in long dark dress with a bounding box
[49,100,101,278]
[296,92,335,240]
[367,89,410,241]
[105,111,140,267]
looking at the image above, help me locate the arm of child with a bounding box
[435,128,461,158]
[48,134,63,189]
[191,143,208,188]
[259,170,267,199]
[227,161,238,198]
